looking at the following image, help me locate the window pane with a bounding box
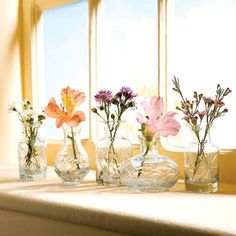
[167,0,236,149]
[41,1,89,139]
[97,0,158,142]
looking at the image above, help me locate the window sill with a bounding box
[0,165,235,236]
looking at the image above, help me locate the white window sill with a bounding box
[0,165,235,236]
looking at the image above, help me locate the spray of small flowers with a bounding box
[9,100,46,167]
[172,76,231,177]
[91,87,137,171]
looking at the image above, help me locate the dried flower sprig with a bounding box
[172,76,231,176]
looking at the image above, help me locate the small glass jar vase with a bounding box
[120,135,179,192]
[95,121,132,186]
[55,124,89,185]
[184,133,219,193]
[18,125,47,180]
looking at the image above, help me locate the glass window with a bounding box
[97,0,158,142]
[40,1,89,139]
[167,0,236,149]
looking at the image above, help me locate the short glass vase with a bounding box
[184,134,219,193]
[18,125,47,181]
[55,124,89,185]
[120,135,179,192]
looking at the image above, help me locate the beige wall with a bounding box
[0,0,22,164]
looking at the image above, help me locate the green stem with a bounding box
[107,120,121,173]
[137,139,151,177]
[70,127,80,169]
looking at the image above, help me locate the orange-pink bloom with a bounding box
[44,87,86,128]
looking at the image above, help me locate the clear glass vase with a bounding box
[55,124,89,185]
[184,132,219,193]
[18,125,47,180]
[120,135,179,192]
[95,121,132,186]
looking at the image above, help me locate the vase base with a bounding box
[55,166,89,185]
[123,180,176,193]
[63,181,80,186]
[185,180,218,193]
[96,178,123,187]
[19,170,47,181]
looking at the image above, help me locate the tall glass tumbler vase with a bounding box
[18,124,47,180]
[55,124,89,185]
[95,121,132,186]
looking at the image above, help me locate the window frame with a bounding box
[21,0,173,168]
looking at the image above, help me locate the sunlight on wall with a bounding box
[0,0,22,164]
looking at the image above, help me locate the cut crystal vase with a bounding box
[120,135,179,192]
[55,124,89,185]
[184,131,219,193]
[95,121,132,186]
[18,124,47,180]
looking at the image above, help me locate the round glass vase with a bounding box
[18,125,47,181]
[120,135,179,192]
[95,121,132,186]
[184,132,219,193]
[55,124,89,185]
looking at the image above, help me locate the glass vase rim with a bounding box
[62,123,83,129]
[137,133,160,142]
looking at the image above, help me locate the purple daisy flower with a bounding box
[120,86,137,100]
[95,90,113,104]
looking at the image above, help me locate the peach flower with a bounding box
[44,87,86,128]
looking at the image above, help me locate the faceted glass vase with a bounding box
[95,121,132,186]
[55,124,89,185]
[184,138,219,193]
[120,135,179,192]
[18,126,47,181]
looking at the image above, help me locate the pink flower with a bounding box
[214,99,225,107]
[136,96,180,137]
[44,87,86,128]
[198,111,206,119]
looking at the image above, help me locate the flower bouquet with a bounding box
[120,96,180,192]
[92,87,137,186]
[9,100,47,180]
[172,77,231,192]
[44,87,89,185]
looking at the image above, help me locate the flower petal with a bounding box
[61,87,86,115]
[154,111,180,137]
[150,96,164,118]
[141,100,152,118]
[136,112,148,124]
[56,116,67,128]
[66,111,86,127]
[44,98,64,118]
[141,96,164,120]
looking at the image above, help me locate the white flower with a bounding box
[8,102,17,113]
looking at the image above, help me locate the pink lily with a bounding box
[44,86,86,128]
[136,96,180,137]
